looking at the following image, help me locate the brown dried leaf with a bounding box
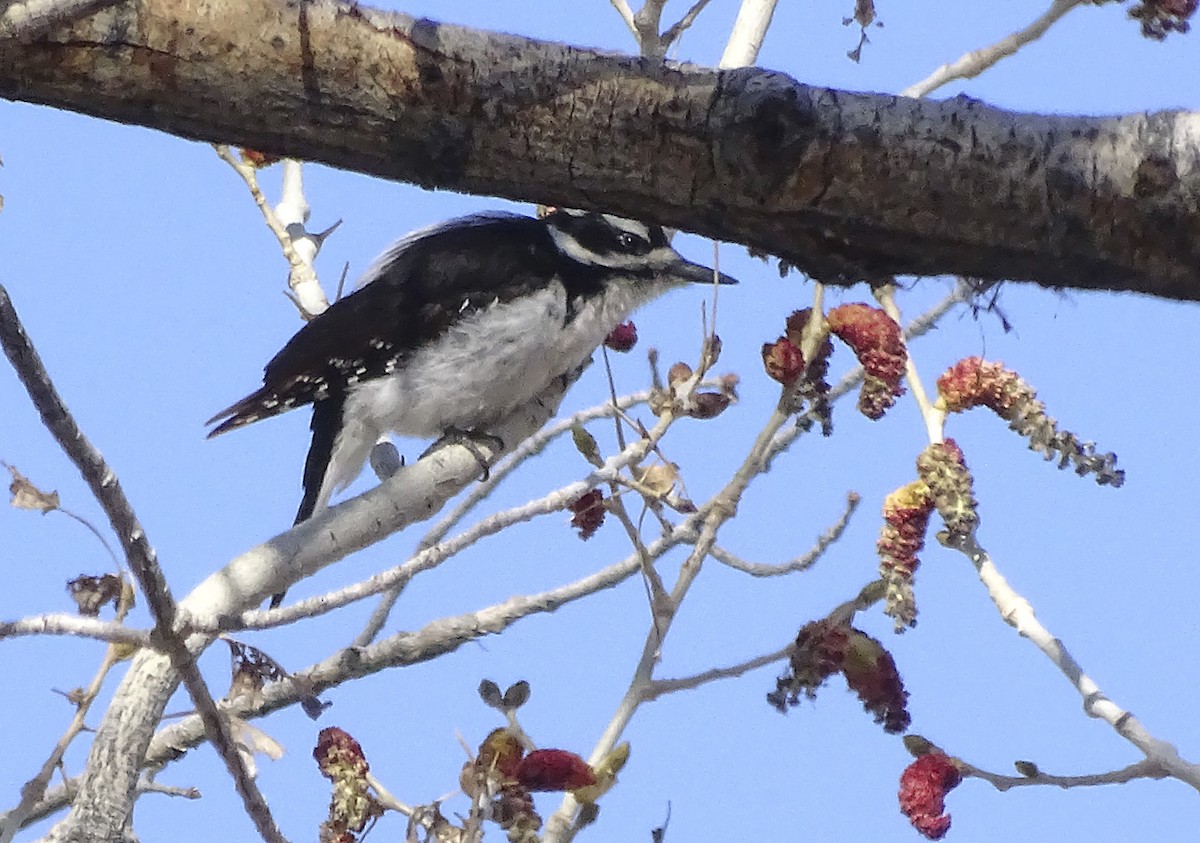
[67,574,123,616]
[6,464,59,513]
[634,462,679,498]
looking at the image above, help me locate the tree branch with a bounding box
[0,0,121,39]
[0,0,1196,300]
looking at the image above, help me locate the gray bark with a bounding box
[0,0,1196,300]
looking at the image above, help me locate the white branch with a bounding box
[0,614,151,646]
[948,532,1200,791]
[902,0,1088,98]
[719,0,778,68]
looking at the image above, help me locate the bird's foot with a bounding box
[424,427,504,481]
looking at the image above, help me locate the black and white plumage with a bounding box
[207,209,735,538]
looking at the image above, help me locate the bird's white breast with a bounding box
[342,279,660,441]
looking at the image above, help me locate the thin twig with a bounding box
[213,145,326,318]
[960,757,1167,791]
[902,0,1088,98]
[661,0,713,50]
[0,614,151,646]
[644,646,790,700]
[710,491,859,577]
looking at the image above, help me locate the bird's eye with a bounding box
[617,232,640,251]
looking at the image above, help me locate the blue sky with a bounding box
[2,1,1197,841]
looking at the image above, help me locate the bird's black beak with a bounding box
[672,255,739,286]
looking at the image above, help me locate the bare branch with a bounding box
[644,645,790,700]
[902,0,1088,98]
[710,490,860,576]
[943,531,1200,791]
[608,0,637,36]
[199,410,678,632]
[0,614,151,646]
[0,0,121,40]
[719,0,778,68]
[960,757,1167,791]
[3,2,1196,300]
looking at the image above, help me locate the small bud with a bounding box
[1014,760,1040,778]
[571,423,603,468]
[667,361,694,389]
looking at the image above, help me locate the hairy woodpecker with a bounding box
[207,209,735,560]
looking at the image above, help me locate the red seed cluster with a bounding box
[769,619,911,734]
[569,489,605,540]
[761,336,806,384]
[899,752,962,840]
[313,727,377,841]
[936,357,1029,417]
[842,631,912,734]
[515,749,597,792]
[604,321,638,352]
[916,439,979,539]
[878,481,935,631]
[827,303,907,419]
[937,357,1124,487]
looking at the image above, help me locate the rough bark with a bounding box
[0,0,1197,300]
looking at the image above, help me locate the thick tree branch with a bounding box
[0,0,1196,300]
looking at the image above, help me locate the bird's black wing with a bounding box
[205,214,568,437]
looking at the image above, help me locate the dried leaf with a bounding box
[6,464,59,513]
[634,462,679,498]
[230,715,284,779]
[67,574,123,616]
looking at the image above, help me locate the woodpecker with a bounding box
[207,209,735,565]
